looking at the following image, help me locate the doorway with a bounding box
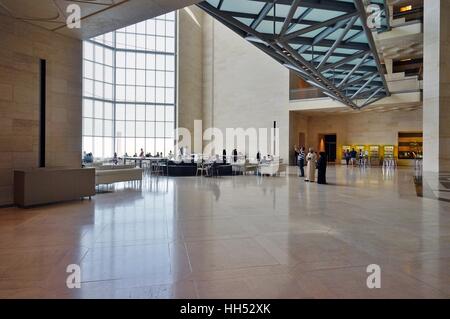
[324,134,337,162]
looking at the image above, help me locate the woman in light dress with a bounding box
[305,148,317,182]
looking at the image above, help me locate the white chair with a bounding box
[196,161,208,176]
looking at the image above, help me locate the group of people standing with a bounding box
[344,148,367,167]
[294,146,327,184]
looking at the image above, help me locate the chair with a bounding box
[152,160,165,176]
[196,161,208,176]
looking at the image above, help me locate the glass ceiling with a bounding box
[198,0,390,109]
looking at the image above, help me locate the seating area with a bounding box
[86,156,286,182]
[94,164,143,186]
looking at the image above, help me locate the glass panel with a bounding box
[126,86,135,101]
[126,104,136,121]
[136,69,145,86]
[155,122,165,137]
[105,66,113,83]
[94,137,103,158]
[104,120,113,137]
[95,45,103,64]
[136,138,146,153]
[83,118,93,135]
[136,87,146,102]
[83,13,177,159]
[146,122,155,137]
[83,99,93,118]
[155,105,165,121]
[136,105,146,120]
[165,122,174,138]
[104,137,113,157]
[125,138,135,155]
[115,120,125,137]
[83,136,93,153]
[146,70,155,86]
[105,48,113,66]
[155,138,165,155]
[146,105,155,121]
[84,42,93,60]
[156,87,165,103]
[136,122,145,137]
[126,69,135,85]
[104,102,113,119]
[116,68,125,85]
[105,83,113,100]
[84,61,93,79]
[146,138,155,155]
[94,101,103,119]
[165,105,174,122]
[126,121,135,137]
[116,137,125,155]
[94,119,103,136]
[116,103,125,120]
[116,51,126,67]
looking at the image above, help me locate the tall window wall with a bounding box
[82,12,176,158]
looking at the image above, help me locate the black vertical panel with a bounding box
[273,121,277,155]
[39,59,46,168]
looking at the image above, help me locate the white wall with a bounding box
[202,15,290,160]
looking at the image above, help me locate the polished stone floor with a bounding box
[0,166,449,299]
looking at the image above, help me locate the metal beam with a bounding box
[250,1,274,30]
[198,0,388,109]
[317,15,358,69]
[319,50,370,72]
[353,0,390,96]
[337,52,370,87]
[226,11,364,33]
[284,11,358,41]
[360,87,383,107]
[250,0,356,12]
[280,0,302,37]
[350,73,378,99]
[287,7,312,33]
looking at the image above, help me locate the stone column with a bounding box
[423,0,450,173]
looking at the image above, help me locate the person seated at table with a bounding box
[83,152,93,164]
[146,152,152,157]
[133,153,137,157]
[168,150,174,159]
[139,148,144,157]
[261,156,270,164]
[113,152,118,165]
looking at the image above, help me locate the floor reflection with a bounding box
[0,166,449,298]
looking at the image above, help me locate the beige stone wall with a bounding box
[423,0,450,172]
[177,7,204,148]
[0,15,82,205]
[290,109,422,163]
